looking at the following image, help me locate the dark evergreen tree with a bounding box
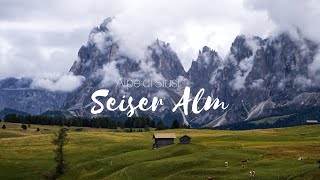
[144,125,150,132]
[156,120,165,130]
[171,119,180,129]
[52,128,69,176]
[4,114,17,123]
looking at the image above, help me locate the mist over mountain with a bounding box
[1,18,320,128]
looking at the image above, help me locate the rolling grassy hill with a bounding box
[0,123,319,179]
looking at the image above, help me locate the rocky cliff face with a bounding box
[64,18,320,127]
[191,33,320,127]
[1,18,319,127]
[63,18,188,125]
[0,78,66,115]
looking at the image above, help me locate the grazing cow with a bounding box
[298,157,303,160]
[207,177,214,180]
[241,159,250,163]
[249,171,256,177]
[225,162,229,167]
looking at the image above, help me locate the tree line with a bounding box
[4,114,187,130]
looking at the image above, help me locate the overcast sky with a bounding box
[0,0,319,81]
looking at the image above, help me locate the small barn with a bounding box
[153,133,176,149]
[306,120,319,125]
[179,135,191,144]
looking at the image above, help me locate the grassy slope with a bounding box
[0,123,319,180]
[250,115,292,125]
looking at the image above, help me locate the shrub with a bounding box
[37,128,40,132]
[21,124,27,130]
[2,124,6,129]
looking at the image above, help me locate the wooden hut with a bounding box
[179,135,191,144]
[153,133,176,149]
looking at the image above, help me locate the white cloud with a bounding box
[245,0,320,42]
[0,0,319,79]
[106,0,273,69]
[88,28,114,53]
[230,36,261,90]
[153,90,169,99]
[249,79,264,89]
[31,73,85,92]
[294,76,313,88]
[99,61,122,87]
[309,51,320,75]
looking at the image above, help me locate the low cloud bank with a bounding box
[31,73,85,92]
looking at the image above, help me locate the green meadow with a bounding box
[0,123,319,180]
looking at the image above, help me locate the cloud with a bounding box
[0,0,274,78]
[99,61,122,87]
[293,51,320,88]
[309,51,320,75]
[176,76,191,94]
[249,79,264,89]
[229,36,261,90]
[106,0,273,68]
[0,0,123,80]
[88,24,114,53]
[294,76,313,88]
[0,0,319,79]
[153,90,169,99]
[0,27,86,78]
[31,73,85,92]
[245,0,320,42]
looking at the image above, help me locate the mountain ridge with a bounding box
[1,18,320,128]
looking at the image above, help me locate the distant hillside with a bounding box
[41,110,74,118]
[215,106,320,130]
[0,108,29,121]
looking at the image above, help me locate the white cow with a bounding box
[249,171,256,177]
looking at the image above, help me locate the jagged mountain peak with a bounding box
[197,46,220,64]
[201,46,211,53]
[3,17,320,129]
[90,17,114,35]
[229,35,264,62]
[146,39,186,79]
[198,46,219,58]
[148,39,176,58]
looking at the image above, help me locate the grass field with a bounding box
[0,123,320,180]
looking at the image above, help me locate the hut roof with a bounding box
[180,135,191,139]
[153,133,176,139]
